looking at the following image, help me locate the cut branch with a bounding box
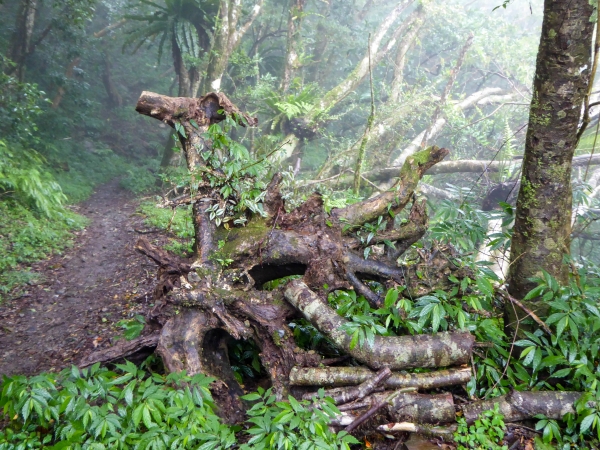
[303,367,391,405]
[333,146,449,228]
[289,366,472,390]
[80,333,160,368]
[284,280,474,370]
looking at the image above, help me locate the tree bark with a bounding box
[8,0,37,81]
[507,0,594,325]
[390,7,424,102]
[284,280,474,370]
[202,0,263,93]
[281,0,306,93]
[290,366,472,390]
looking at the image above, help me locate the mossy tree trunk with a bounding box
[506,0,594,329]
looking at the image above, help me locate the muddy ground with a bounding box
[0,180,167,377]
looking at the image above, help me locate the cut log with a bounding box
[285,280,474,370]
[302,367,392,404]
[462,390,581,424]
[290,366,472,390]
[331,391,456,427]
[380,391,456,423]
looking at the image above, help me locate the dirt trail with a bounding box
[0,180,159,377]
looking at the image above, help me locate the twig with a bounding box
[455,102,526,131]
[584,111,600,182]
[498,290,552,336]
[489,298,520,394]
[338,401,371,412]
[297,169,352,188]
[134,228,161,234]
[576,12,600,146]
[321,368,391,406]
[345,388,412,433]
[239,140,290,173]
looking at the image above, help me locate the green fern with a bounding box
[0,140,67,218]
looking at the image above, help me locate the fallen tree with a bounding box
[83,90,583,441]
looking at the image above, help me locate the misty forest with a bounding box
[1,0,600,448]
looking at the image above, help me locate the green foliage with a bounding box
[116,315,146,341]
[228,339,264,385]
[454,403,507,450]
[240,388,358,450]
[430,193,490,253]
[186,115,285,227]
[0,201,87,302]
[0,365,361,450]
[138,201,194,256]
[123,0,216,67]
[120,165,159,195]
[0,361,235,450]
[0,56,47,142]
[329,273,492,350]
[261,85,320,132]
[0,140,67,218]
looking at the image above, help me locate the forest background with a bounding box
[1,0,600,448]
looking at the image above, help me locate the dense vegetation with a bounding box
[1,0,600,448]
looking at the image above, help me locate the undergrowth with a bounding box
[138,202,194,257]
[0,201,87,301]
[0,361,357,450]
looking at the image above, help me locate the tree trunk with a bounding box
[507,0,594,326]
[390,7,424,103]
[201,0,263,93]
[280,0,306,93]
[51,58,81,109]
[101,51,122,108]
[8,0,37,81]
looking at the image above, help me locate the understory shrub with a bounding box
[0,201,87,302]
[0,362,358,450]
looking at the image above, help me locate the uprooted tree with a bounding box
[83,91,583,436]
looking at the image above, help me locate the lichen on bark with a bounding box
[507,0,594,330]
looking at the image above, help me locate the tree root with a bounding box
[79,332,160,368]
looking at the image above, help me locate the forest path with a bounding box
[0,180,159,377]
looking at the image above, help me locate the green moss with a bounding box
[219,219,269,256]
[272,330,282,347]
[519,178,540,210]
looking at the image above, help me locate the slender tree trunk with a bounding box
[8,0,37,81]
[306,22,328,84]
[281,0,306,93]
[51,58,81,109]
[390,7,424,103]
[202,0,263,93]
[101,51,122,108]
[507,0,594,325]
